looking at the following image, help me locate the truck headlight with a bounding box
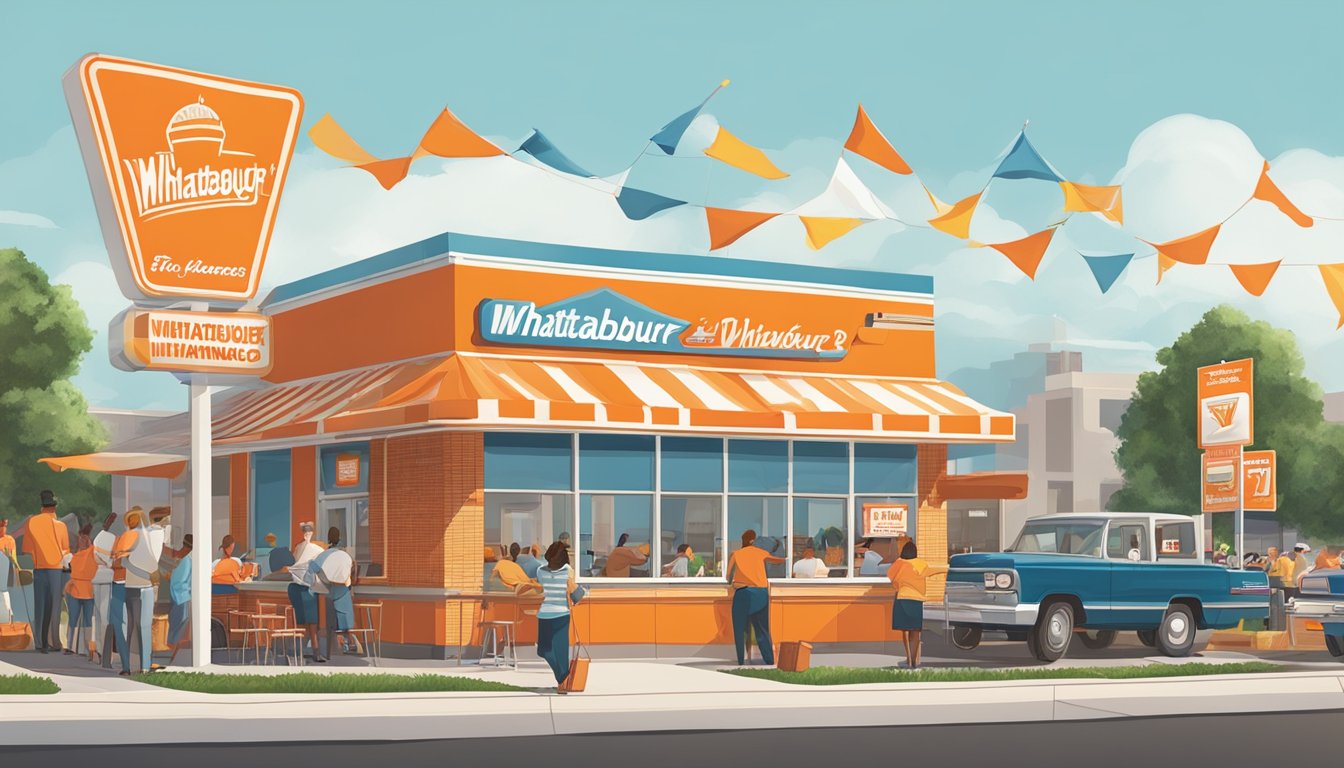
[994,573,1013,590]
[983,573,996,588]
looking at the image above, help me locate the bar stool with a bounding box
[268,605,306,667]
[479,620,518,668]
[348,601,383,666]
[227,610,269,666]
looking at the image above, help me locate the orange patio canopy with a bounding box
[38,452,187,479]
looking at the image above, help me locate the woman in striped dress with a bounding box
[536,540,576,690]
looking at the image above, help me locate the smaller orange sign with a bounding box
[1197,358,1254,448]
[862,502,909,537]
[1201,445,1241,513]
[1243,449,1277,512]
[110,308,271,375]
[335,454,361,487]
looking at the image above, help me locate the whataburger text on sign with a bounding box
[109,308,272,376]
[63,54,303,302]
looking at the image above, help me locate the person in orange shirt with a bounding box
[725,529,786,666]
[887,540,948,670]
[23,490,71,653]
[63,526,97,660]
[211,535,245,586]
[491,552,542,596]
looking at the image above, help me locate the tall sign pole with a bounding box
[64,54,302,668]
[1198,358,1254,569]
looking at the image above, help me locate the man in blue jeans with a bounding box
[23,491,70,653]
[725,529,785,665]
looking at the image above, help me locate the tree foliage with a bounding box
[0,248,108,522]
[1109,305,1344,539]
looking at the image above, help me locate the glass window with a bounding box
[485,432,572,490]
[1107,523,1150,561]
[727,439,788,493]
[792,497,848,577]
[1156,521,1198,560]
[660,496,723,576]
[854,443,916,494]
[727,497,787,579]
[660,437,723,492]
[320,442,370,494]
[580,494,653,577]
[793,442,849,495]
[854,496,916,575]
[1010,521,1103,556]
[252,450,291,553]
[484,493,574,588]
[579,434,654,491]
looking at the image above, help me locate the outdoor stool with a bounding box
[479,619,517,668]
[227,610,269,666]
[348,601,383,667]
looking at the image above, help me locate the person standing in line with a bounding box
[535,540,576,692]
[887,540,947,670]
[63,526,97,659]
[725,529,786,666]
[288,522,325,660]
[1284,544,1312,601]
[91,513,117,665]
[107,507,142,674]
[308,527,358,662]
[110,508,168,675]
[166,535,193,666]
[0,518,15,624]
[23,491,71,653]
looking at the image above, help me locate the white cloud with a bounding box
[0,210,56,229]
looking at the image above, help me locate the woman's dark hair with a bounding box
[327,527,341,547]
[509,542,521,561]
[900,541,918,560]
[741,529,757,546]
[544,540,570,570]
[617,533,630,548]
[676,544,690,554]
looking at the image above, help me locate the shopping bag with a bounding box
[151,613,170,652]
[560,616,590,693]
[778,641,813,672]
[0,622,33,651]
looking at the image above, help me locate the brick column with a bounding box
[917,444,949,601]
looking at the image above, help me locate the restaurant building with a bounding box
[94,232,1024,659]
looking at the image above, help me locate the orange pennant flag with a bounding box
[799,216,866,249]
[1253,161,1313,228]
[414,108,505,159]
[1150,224,1221,265]
[357,157,414,191]
[1229,260,1282,297]
[705,208,779,250]
[928,192,982,239]
[983,227,1057,279]
[705,126,789,180]
[309,114,380,165]
[843,104,913,175]
[1320,264,1344,328]
[1060,181,1124,224]
[1157,254,1177,284]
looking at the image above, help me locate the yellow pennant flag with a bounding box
[1320,264,1344,328]
[799,216,866,249]
[705,126,789,180]
[308,114,381,165]
[1157,254,1177,284]
[928,192,982,239]
[1060,181,1124,224]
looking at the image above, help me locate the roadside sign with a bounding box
[63,54,303,302]
[1201,445,1241,513]
[109,308,272,376]
[1243,449,1277,512]
[862,502,909,537]
[1197,358,1254,448]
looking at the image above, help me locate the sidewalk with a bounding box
[2,651,1343,745]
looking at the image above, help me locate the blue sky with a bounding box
[3,0,1344,410]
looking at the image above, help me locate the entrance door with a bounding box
[947,500,1002,557]
[319,497,369,565]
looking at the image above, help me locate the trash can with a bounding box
[1268,589,1287,632]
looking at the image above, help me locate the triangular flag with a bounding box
[1060,181,1124,224]
[356,157,414,191]
[651,81,727,155]
[616,187,686,220]
[518,129,596,177]
[704,126,788,179]
[843,104,913,175]
[1253,162,1313,228]
[1320,264,1344,328]
[794,158,895,220]
[983,227,1057,279]
[414,108,505,159]
[308,114,380,165]
[799,216,866,249]
[923,184,953,216]
[928,192,982,239]
[1157,254,1177,284]
[993,131,1063,182]
[1149,224,1221,265]
[1229,260,1282,297]
[706,208,779,250]
[1079,252,1134,293]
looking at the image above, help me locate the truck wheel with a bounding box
[1136,630,1157,647]
[1030,602,1074,662]
[1078,630,1117,650]
[1325,635,1344,658]
[1156,604,1196,657]
[951,625,982,650]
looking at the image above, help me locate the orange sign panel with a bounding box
[1196,358,1253,448]
[862,502,909,537]
[1243,449,1277,512]
[1201,445,1241,513]
[335,454,361,487]
[63,54,303,301]
[111,309,272,375]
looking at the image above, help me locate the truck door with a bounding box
[1105,521,1166,629]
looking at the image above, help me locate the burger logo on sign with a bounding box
[64,55,303,302]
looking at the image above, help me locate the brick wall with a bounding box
[229,453,249,551]
[917,443,949,601]
[368,439,387,575]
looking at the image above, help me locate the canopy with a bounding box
[932,472,1029,502]
[38,452,187,479]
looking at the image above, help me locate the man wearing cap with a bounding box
[287,522,325,659]
[23,491,71,653]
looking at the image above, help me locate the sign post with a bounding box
[64,54,301,667]
[1197,359,1254,569]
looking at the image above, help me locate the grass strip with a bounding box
[135,671,527,694]
[0,673,59,694]
[726,661,1284,686]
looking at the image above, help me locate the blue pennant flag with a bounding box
[518,129,596,178]
[993,132,1062,182]
[1080,252,1134,293]
[650,104,702,156]
[616,187,686,220]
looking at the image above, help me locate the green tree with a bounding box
[0,247,108,523]
[1109,305,1344,539]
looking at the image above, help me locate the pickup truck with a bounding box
[945,512,1270,661]
[1293,570,1344,658]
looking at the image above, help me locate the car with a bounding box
[944,512,1271,661]
[1292,570,1344,659]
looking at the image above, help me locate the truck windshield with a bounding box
[1008,522,1105,557]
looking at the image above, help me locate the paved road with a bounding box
[12,711,1342,767]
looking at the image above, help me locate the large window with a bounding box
[252,450,291,557]
[482,433,918,581]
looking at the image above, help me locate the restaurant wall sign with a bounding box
[479,288,850,359]
[109,308,273,376]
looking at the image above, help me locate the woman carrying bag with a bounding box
[535,540,586,693]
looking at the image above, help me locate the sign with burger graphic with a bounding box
[63,54,303,302]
